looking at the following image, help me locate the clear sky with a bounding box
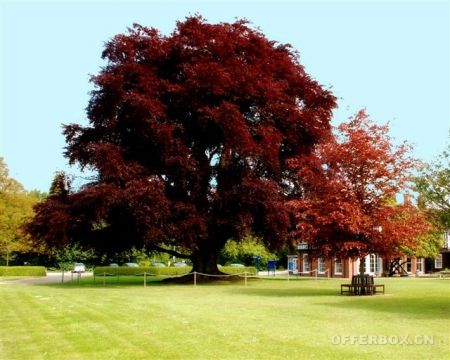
[1,0,449,191]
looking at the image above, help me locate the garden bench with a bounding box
[341,275,384,295]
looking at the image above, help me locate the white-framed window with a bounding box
[444,231,450,249]
[318,258,326,274]
[368,254,381,275]
[435,254,443,269]
[302,254,310,273]
[369,254,376,273]
[334,258,343,275]
[416,258,424,273]
[406,257,412,273]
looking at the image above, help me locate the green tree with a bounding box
[53,244,95,271]
[0,158,37,265]
[415,135,450,229]
[220,235,275,268]
[413,135,450,258]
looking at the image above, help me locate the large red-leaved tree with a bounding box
[26,17,336,273]
[291,110,430,271]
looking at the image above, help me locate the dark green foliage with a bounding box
[53,244,96,271]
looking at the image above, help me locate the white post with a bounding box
[144,272,147,288]
[194,271,197,287]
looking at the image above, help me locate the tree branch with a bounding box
[149,244,191,259]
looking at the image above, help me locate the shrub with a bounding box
[93,266,192,276]
[93,266,257,277]
[0,266,46,276]
[220,235,275,268]
[220,266,257,275]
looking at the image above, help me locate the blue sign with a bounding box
[267,260,277,275]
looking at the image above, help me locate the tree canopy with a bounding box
[0,157,40,265]
[26,17,336,273]
[415,134,450,229]
[291,111,430,261]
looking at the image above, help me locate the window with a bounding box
[444,231,450,249]
[406,257,412,273]
[435,254,443,269]
[302,254,310,273]
[334,259,343,275]
[318,258,326,274]
[368,254,382,275]
[369,254,376,273]
[416,258,424,273]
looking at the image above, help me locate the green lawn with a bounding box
[0,277,448,359]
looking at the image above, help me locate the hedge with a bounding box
[220,266,257,275]
[0,266,47,277]
[93,266,192,276]
[93,266,257,277]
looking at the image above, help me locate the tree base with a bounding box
[162,271,244,284]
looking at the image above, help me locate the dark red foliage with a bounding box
[290,111,429,260]
[26,17,336,273]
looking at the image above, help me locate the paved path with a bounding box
[0,272,93,285]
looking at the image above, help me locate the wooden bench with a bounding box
[341,275,385,295]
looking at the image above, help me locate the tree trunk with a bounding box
[359,256,365,276]
[191,246,223,275]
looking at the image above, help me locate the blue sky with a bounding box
[1,0,449,191]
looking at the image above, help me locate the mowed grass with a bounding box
[0,277,448,360]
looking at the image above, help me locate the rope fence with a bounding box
[93,269,332,287]
[288,268,330,280]
[93,271,257,287]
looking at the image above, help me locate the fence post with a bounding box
[194,271,197,287]
[144,272,147,288]
[244,272,247,287]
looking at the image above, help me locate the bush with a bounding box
[220,236,276,268]
[220,266,257,275]
[93,266,256,277]
[93,266,192,276]
[439,269,450,277]
[0,266,46,277]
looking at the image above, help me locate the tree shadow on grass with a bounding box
[315,295,450,320]
[228,286,338,298]
[229,281,450,320]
